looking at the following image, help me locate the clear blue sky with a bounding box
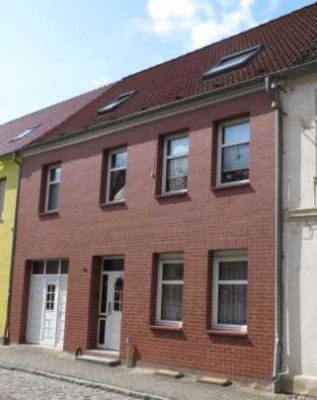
[0,0,314,124]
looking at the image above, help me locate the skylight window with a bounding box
[13,126,39,141]
[97,90,136,115]
[204,45,261,78]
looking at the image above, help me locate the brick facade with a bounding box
[9,91,275,380]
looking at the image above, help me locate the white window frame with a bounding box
[212,251,248,332]
[216,119,250,187]
[106,148,127,204]
[31,260,68,275]
[45,164,61,213]
[156,254,184,327]
[162,133,189,195]
[0,178,6,220]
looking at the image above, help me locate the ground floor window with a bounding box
[212,251,248,332]
[156,254,184,326]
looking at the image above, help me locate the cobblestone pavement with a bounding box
[0,369,131,399]
[0,345,309,400]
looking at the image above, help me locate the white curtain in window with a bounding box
[161,284,182,321]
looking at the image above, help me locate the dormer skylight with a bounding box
[204,45,261,78]
[97,90,136,115]
[13,126,39,141]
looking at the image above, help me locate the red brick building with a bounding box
[8,3,317,381]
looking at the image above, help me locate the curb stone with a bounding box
[0,363,170,400]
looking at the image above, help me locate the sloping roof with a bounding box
[0,85,112,156]
[2,2,317,154]
[36,2,317,144]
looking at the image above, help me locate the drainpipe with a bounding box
[3,152,22,344]
[265,76,285,393]
[314,94,317,207]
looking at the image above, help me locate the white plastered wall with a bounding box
[281,77,317,395]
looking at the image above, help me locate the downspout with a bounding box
[3,152,22,344]
[265,76,285,392]
[314,90,317,207]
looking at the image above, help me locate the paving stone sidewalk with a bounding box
[0,345,302,400]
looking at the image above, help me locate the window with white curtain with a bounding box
[0,178,6,219]
[162,134,189,194]
[156,254,184,325]
[212,251,248,332]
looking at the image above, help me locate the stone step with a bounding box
[77,354,121,367]
[84,350,119,360]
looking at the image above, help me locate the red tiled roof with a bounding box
[0,85,112,156]
[1,3,317,154]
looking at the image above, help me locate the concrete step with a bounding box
[77,354,120,367]
[84,349,119,360]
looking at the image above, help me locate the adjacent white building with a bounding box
[281,74,317,395]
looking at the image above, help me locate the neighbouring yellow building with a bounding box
[0,156,19,341]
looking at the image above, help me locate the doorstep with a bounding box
[76,349,120,367]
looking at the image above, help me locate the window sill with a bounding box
[150,324,183,332]
[288,208,317,220]
[156,190,188,199]
[39,211,59,217]
[99,200,126,208]
[212,181,250,191]
[207,329,247,337]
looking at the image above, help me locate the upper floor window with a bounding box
[212,251,248,332]
[45,165,61,212]
[0,178,6,220]
[106,148,127,203]
[217,120,250,186]
[162,134,189,195]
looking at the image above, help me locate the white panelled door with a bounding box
[26,260,68,349]
[98,270,123,351]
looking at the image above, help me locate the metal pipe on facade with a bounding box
[265,76,285,393]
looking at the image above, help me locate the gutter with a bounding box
[3,152,22,344]
[265,76,285,392]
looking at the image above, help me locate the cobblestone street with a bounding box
[0,369,132,400]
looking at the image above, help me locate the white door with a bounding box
[27,275,68,348]
[56,277,68,348]
[98,271,123,350]
[42,278,59,346]
[27,277,45,344]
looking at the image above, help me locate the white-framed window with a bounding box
[0,178,6,220]
[217,119,250,186]
[45,164,61,212]
[31,260,68,275]
[162,134,189,194]
[212,251,248,332]
[156,254,184,326]
[106,148,127,203]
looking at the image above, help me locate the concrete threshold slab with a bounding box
[154,369,184,379]
[77,354,120,367]
[198,376,232,387]
[0,363,169,400]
